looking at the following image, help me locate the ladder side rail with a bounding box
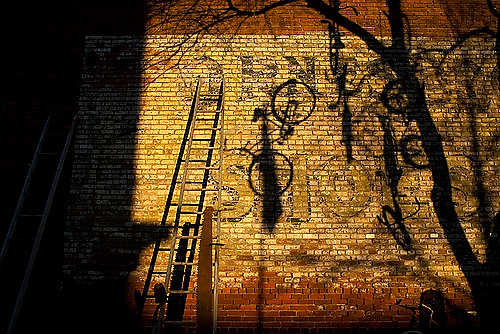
[192,81,223,243]
[140,79,202,312]
[187,78,224,271]
[213,79,225,334]
[6,114,78,334]
[163,78,202,293]
[0,116,51,266]
[157,80,201,331]
[165,161,217,323]
[160,79,202,228]
[151,79,201,333]
[179,79,219,244]
[165,223,197,323]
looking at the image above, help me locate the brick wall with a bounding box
[65,1,500,332]
[146,0,496,36]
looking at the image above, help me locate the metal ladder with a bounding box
[137,78,224,333]
[0,114,78,334]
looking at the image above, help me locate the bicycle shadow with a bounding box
[250,108,286,233]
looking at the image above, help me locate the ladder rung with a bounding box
[184,188,219,192]
[18,214,43,217]
[168,290,196,294]
[156,247,197,252]
[175,223,202,228]
[130,81,224,316]
[164,320,196,325]
[39,152,58,155]
[181,159,209,163]
[172,261,198,266]
[189,146,220,150]
[179,211,203,215]
[142,294,197,300]
[176,247,196,252]
[172,247,197,252]
[186,166,220,170]
[196,110,221,114]
[176,236,200,240]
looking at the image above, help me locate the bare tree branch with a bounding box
[386,0,406,50]
[226,0,299,16]
[305,0,388,57]
[439,26,495,66]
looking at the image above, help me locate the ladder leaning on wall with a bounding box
[136,78,225,334]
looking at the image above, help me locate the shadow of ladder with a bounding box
[0,114,78,334]
[137,78,225,334]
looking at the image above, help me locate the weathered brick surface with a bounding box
[65,1,499,332]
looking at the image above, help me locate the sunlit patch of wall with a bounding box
[101,31,500,330]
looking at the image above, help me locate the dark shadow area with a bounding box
[1,1,147,333]
[251,108,285,233]
[47,224,168,334]
[323,4,357,163]
[341,94,354,163]
[395,289,447,330]
[375,113,412,251]
[1,0,147,233]
[58,31,148,333]
[0,116,74,333]
[460,57,494,240]
[487,212,500,263]
[166,223,196,323]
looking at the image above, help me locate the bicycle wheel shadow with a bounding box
[249,78,317,233]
